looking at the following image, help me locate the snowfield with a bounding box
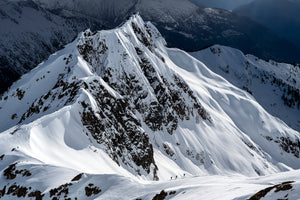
[191,45,300,132]
[0,14,299,199]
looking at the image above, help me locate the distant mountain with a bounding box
[0,15,299,199]
[190,0,254,10]
[0,0,95,95]
[1,0,300,95]
[235,0,300,49]
[36,0,300,63]
[191,45,300,132]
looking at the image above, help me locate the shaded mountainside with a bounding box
[0,14,300,199]
[0,0,76,94]
[190,0,254,10]
[235,0,300,49]
[0,0,110,95]
[36,0,300,63]
[1,0,300,95]
[150,6,300,63]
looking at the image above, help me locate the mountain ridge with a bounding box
[191,45,300,132]
[0,14,299,199]
[1,0,300,95]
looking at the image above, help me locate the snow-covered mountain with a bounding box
[0,0,111,95]
[0,0,85,94]
[35,0,300,63]
[2,0,300,95]
[0,14,299,199]
[191,45,300,132]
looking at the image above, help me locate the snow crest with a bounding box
[0,14,299,199]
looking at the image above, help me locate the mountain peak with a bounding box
[0,14,300,199]
[0,14,212,181]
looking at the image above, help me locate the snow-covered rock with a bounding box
[34,0,300,63]
[0,14,299,199]
[2,0,300,95]
[0,0,108,94]
[191,45,300,132]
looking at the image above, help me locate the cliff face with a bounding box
[0,14,299,200]
[2,0,300,95]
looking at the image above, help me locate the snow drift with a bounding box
[0,14,299,199]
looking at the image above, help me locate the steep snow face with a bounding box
[191,45,300,132]
[0,14,300,199]
[2,0,300,95]
[0,15,211,181]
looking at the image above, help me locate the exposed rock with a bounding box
[28,190,44,200]
[248,181,295,200]
[6,184,28,197]
[71,173,84,182]
[49,183,72,198]
[85,183,101,197]
[81,79,158,180]
[3,163,32,180]
[152,190,168,200]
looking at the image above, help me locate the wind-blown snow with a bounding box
[191,45,300,132]
[0,14,299,199]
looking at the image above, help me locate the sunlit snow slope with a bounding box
[191,45,300,132]
[0,14,299,199]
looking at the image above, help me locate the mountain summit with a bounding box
[2,0,300,95]
[0,14,299,199]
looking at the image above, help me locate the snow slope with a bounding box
[2,0,300,95]
[0,0,80,94]
[0,0,108,94]
[191,45,300,132]
[0,14,299,199]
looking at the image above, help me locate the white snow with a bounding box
[0,14,299,199]
[190,45,300,132]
